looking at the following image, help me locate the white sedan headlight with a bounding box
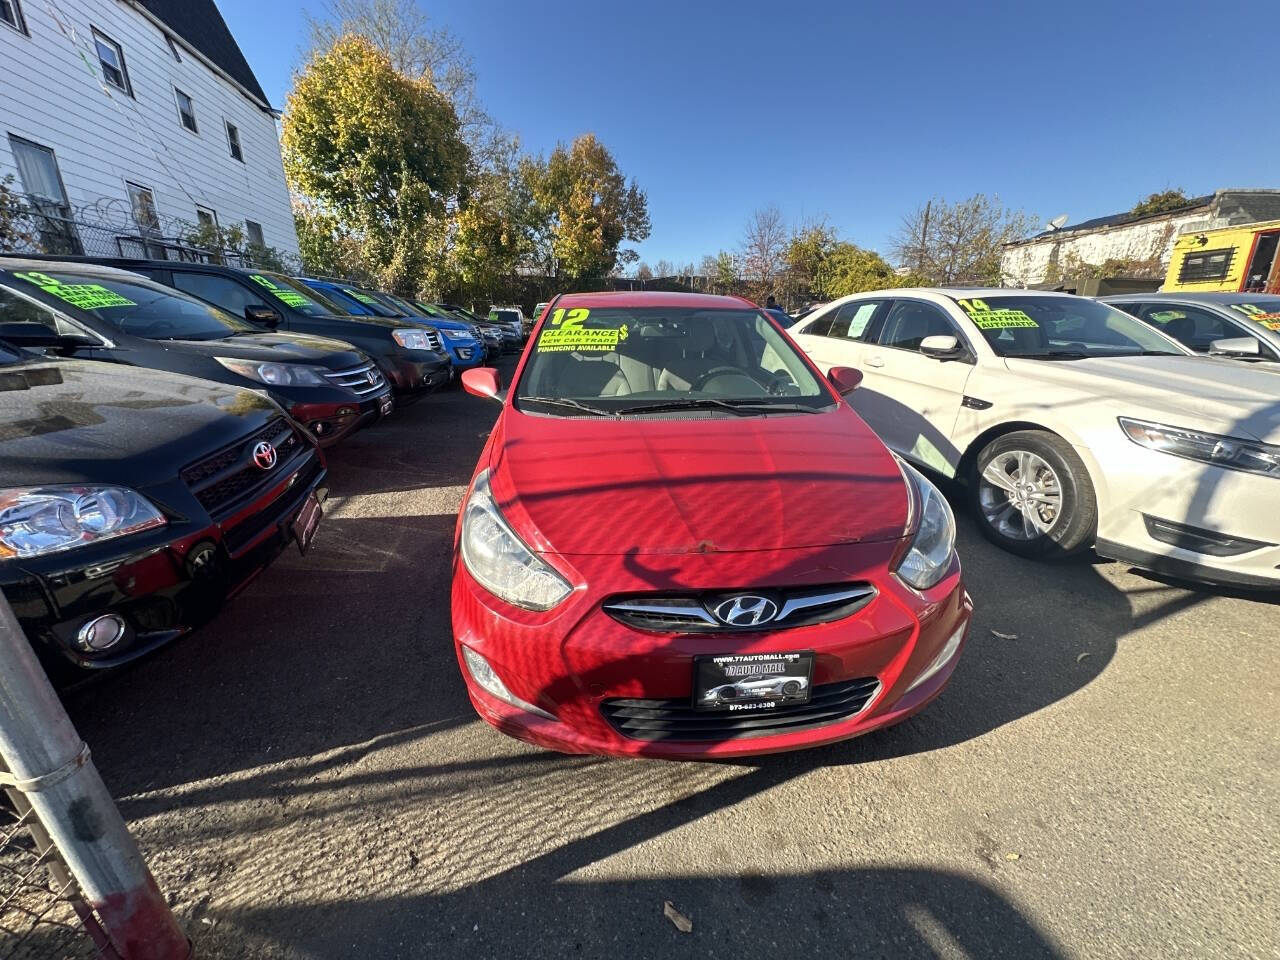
[0,487,166,559]
[1120,418,1280,478]
[460,470,571,610]
[392,328,435,350]
[894,459,957,590]
[215,357,328,386]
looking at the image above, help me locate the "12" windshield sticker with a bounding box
[955,297,1039,329]
[250,274,311,309]
[537,307,630,352]
[13,271,136,310]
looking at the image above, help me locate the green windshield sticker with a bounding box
[346,288,380,306]
[1229,303,1280,323]
[536,307,629,352]
[250,274,310,309]
[14,271,135,310]
[1149,310,1183,323]
[956,298,1038,329]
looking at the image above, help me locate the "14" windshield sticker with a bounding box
[250,274,310,309]
[537,307,630,352]
[14,271,137,310]
[955,297,1039,329]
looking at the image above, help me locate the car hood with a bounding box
[487,404,910,556]
[164,332,366,368]
[0,357,279,487]
[1001,354,1280,443]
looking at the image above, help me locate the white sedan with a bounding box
[788,289,1280,589]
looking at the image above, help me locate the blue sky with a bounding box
[219,0,1280,269]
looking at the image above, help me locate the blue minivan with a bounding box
[298,278,486,370]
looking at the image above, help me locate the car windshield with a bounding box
[515,306,831,416]
[319,285,395,317]
[950,295,1183,359]
[247,273,340,317]
[1225,297,1280,327]
[10,269,248,340]
[494,310,520,323]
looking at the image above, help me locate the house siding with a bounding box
[0,0,297,257]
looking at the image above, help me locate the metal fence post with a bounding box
[0,594,189,960]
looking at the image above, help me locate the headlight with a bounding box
[893,459,957,591]
[215,357,328,386]
[0,487,166,559]
[1120,418,1280,478]
[393,328,434,350]
[460,469,571,610]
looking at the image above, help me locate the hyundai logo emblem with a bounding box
[252,441,278,470]
[712,595,779,626]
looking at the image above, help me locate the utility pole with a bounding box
[917,199,932,275]
[0,595,189,960]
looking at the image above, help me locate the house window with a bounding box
[195,207,218,230]
[0,0,26,33]
[175,88,198,133]
[225,122,243,162]
[126,182,159,233]
[7,135,82,254]
[1178,248,1235,283]
[245,220,265,247]
[92,28,132,95]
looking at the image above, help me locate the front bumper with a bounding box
[451,545,971,758]
[287,384,393,447]
[377,352,451,397]
[444,341,485,369]
[1086,437,1280,588]
[1,449,327,681]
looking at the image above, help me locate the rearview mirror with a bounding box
[461,366,503,401]
[827,366,863,396]
[920,334,962,359]
[1209,336,1261,358]
[245,305,280,327]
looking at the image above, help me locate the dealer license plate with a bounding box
[379,394,394,417]
[693,652,814,713]
[291,492,323,555]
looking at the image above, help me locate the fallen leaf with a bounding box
[663,900,693,933]
[1076,652,1092,663]
[1005,852,1021,861]
[991,630,1018,640]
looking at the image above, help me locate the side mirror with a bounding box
[827,365,863,396]
[920,334,963,359]
[245,305,280,328]
[461,366,503,401]
[0,322,92,349]
[1209,336,1261,358]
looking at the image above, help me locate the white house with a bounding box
[0,0,297,259]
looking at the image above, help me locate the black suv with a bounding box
[0,339,326,683]
[0,259,392,446]
[53,258,452,403]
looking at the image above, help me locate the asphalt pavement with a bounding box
[62,364,1278,959]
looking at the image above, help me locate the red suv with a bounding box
[452,292,971,758]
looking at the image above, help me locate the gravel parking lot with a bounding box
[63,362,1278,960]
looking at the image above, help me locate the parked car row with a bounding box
[0,253,521,683]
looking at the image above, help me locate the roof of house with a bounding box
[135,0,271,109]
[1006,195,1217,248]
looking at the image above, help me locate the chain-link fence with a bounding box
[0,778,112,960]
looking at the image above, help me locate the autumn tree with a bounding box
[824,244,923,297]
[890,195,1034,286]
[448,137,539,297]
[283,35,470,295]
[783,220,839,301]
[739,206,788,295]
[527,134,650,280]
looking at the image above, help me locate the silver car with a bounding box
[701,674,809,704]
[1102,292,1280,366]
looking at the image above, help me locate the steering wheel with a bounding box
[691,366,752,392]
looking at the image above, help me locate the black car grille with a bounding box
[180,418,305,517]
[323,360,386,397]
[603,584,876,634]
[601,677,881,742]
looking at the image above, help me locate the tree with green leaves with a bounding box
[783,220,839,300]
[890,194,1035,286]
[1130,189,1190,217]
[824,243,923,297]
[527,134,650,280]
[449,139,539,297]
[282,35,470,294]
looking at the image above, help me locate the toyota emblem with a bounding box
[712,595,779,627]
[252,441,278,470]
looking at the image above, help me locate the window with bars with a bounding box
[1177,248,1234,283]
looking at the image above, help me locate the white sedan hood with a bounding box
[1000,355,1280,444]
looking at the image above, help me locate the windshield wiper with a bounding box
[1004,351,1090,361]
[520,396,616,417]
[618,397,822,416]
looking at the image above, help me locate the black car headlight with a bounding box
[0,486,166,559]
[893,459,957,591]
[215,357,329,386]
[1120,417,1280,478]
[460,470,571,610]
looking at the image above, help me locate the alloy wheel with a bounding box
[977,449,1063,541]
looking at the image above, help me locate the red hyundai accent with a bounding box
[452,292,971,758]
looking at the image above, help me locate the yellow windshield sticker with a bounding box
[250,274,310,309]
[1229,303,1280,323]
[1262,320,1280,331]
[956,298,1038,329]
[14,271,136,310]
[536,308,629,352]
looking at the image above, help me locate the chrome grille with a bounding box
[424,329,443,351]
[603,584,877,633]
[323,360,386,397]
